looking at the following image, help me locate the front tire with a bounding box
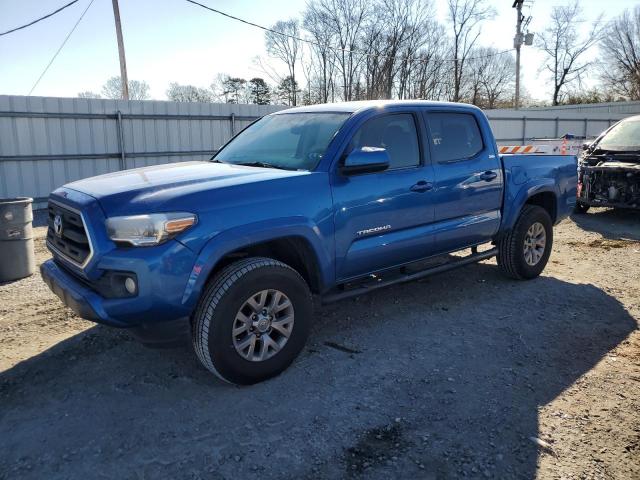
[497,205,553,280]
[192,257,312,385]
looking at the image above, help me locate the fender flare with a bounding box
[502,179,560,232]
[180,217,333,309]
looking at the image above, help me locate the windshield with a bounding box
[597,119,640,152]
[214,112,351,170]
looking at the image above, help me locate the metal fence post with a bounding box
[116,110,126,170]
[230,113,236,137]
[522,117,527,144]
[583,118,588,137]
[554,117,559,138]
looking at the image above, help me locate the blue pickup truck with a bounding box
[41,101,577,384]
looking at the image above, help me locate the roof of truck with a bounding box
[273,100,481,115]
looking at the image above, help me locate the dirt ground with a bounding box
[1,208,639,480]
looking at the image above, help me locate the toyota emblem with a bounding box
[53,214,64,237]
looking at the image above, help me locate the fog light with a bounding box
[124,277,137,295]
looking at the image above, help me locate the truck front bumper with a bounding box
[41,238,198,328]
[41,259,122,326]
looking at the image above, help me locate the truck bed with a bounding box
[500,153,578,228]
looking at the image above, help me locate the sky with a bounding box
[0,0,637,103]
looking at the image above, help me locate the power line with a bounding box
[184,0,515,64]
[28,0,95,96]
[0,0,80,37]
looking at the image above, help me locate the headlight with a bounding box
[106,213,197,246]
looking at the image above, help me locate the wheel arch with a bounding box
[503,180,560,232]
[525,191,557,224]
[206,236,324,294]
[181,223,333,311]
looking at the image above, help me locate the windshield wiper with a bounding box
[234,161,293,170]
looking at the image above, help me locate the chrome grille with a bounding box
[47,201,92,267]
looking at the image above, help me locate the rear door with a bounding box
[331,111,436,281]
[422,110,503,253]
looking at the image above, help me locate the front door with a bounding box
[331,112,436,281]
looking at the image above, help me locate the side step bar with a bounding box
[321,247,498,304]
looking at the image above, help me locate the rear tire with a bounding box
[573,202,590,214]
[497,205,553,280]
[192,257,312,385]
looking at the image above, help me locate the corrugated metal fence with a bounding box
[485,111,628,145]
[1,95,636,207]
[0,95,283,206]
[489,100,640,116]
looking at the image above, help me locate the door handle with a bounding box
[410,180,433,192]
[479,171,497,182]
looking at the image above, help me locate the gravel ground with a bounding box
[1,208,638,480]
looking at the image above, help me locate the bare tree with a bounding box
[465,48,516,108]
[599,6,640,100]
[298,47,316,105]
[306,0,369,101]
[395,1,435,100]
[536,1,604,106]
[447,0,495,102]
[77,91,101,99]
[362,0,433,100]
[265,20,301,106]
[481,50,516,109]
[101,76,150,100]
[166,83,213,103]
[262,0,518,105]
[407,23,451,101]
[465,48,490,105]
[564,87,617,104]
[303,4,338,103]
[210,73,231,102]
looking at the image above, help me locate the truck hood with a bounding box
[63,161,311,215]
[583,152,640,166]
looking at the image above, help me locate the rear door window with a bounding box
[426,113,484,162]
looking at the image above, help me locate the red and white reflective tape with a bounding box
[498,145,538,154]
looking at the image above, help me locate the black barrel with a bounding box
[0,197,35,282]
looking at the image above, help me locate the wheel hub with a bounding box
[254,315,271,333]
[232,289,295,362]
[523,221,546,266]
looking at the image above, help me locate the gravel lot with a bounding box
[1,208,639,479]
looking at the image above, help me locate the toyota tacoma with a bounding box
[40,101,577,384]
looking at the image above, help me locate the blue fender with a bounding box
[180,217,334,310]
[502,178,559,231]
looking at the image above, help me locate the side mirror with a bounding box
[341,147,390,175]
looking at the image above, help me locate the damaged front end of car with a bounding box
[577,155,640,209]
[576,115,640,211]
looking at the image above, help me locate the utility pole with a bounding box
[111,0,129,100]
[513,0,524,110]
